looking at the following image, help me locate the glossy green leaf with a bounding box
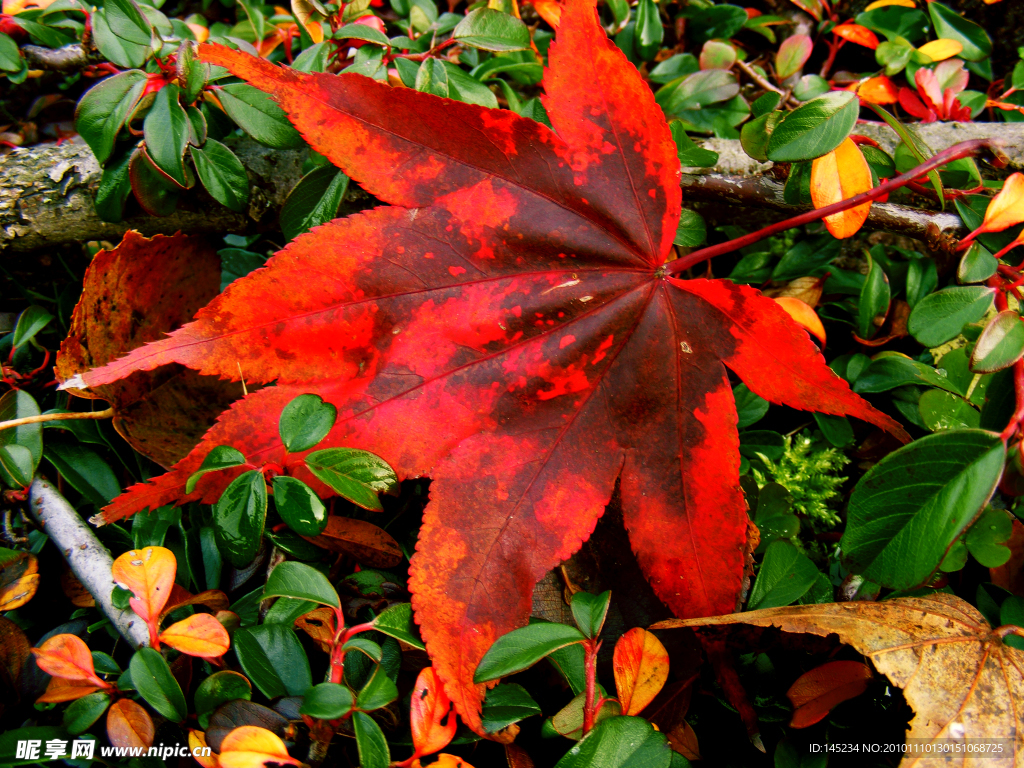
[553,716,672,768]
[907,286,996,347]
[129,146,181,217]
[857,252,890,340]
[906,256,938,308]
[92,7,149,68]
[734,383,769,429]
[656,70,739,115]
[333,22,390,46]
[841,429,1005,589]
[673,209,706,247]
[280,166,350,242]
[342,636,382,662]
[634,0,662,61]
[273,476,328,537]
[129,647,187,722]
[216,83,305,149]
[775,34,812,79]
[747,541,819,610]
[233,624,312,699]
[958,242,998,284]
[95,149,134,222]
[371,602,425,649]
[669,120,718,167]
[264,596,319,624]
[918,389,980,432]
[356,665,398,711]
[44,436,120,506]
[475,621,585,683]
[304,447,397,511]
[352,711,389,768]
[143,84,190,187]
[813,412,854,448]
[852,354,962,396]
[766,91,859,162]
[263,560,339,608]
[194,670,252,729]
[965,506,1013,568]
[482,683,542,734]
[0,390,42,469]
[0,445,33,489]
[75,71,146,165]
[570,590,611,639]
[186,445,247,493]
[213,469,267,567]
[739,110,783,163]
[453,7,530,51]
[301,683,355,719]
[927,1,991,61]
[191,139,249,212]
[105,0,153,46]
[62,692,111,735]
[856,6,928,43]
[681,3,747,43]
[0,33,21,72]
[12,306,53,350]
[971,311,1024,374]
[279,394,337,453]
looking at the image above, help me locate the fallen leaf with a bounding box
[55,232,243,468]
[786,659,873,728]
[300,515,403,567]
[411,667,458,758]
[652,593,1024,762]
[295,606,336,654]
[773,297,826,344]
[217,725,302,768]
[160,585,231,618]
[30,634,107,688]
[857,75,899,105]
[36,676,104,703]
[505,743,534,768]
[79,0,907,732]
[763,276,825,308]
[666,721,700,760]
[61,568,95,608]
[613,627,670,716]
[111,547,176,632]
[107,698,155,750]
[810,137,873,239]
[159,613,231,658]
[0,617,29,697]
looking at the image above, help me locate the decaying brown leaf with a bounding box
[300,515,403,568]
[0,551,39,611]
[652,593,1024,766]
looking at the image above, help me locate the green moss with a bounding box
[752,432,850,531]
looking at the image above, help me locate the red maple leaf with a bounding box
[70,0,908,733]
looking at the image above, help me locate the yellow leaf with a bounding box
[111,546,176,626]
[863,0,914,8]
[773,297,826,344]
[107,698,155,750]
[291,0,325,43]
[187,22,210,43]
[36,677,105,703]
[531,0,561,27]
[916,38,963,62]
[158,613,231,658]
[612,627,669,716]
[218,726,302,768]
[810,137,872,239]
[413,756,476,768]
[0,551,39,611]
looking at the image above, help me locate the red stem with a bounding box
[666,138,1001,276]
[1001,357,1024,443]
[581,638,599,735]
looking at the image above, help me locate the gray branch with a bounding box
[28,476,151,649]
[22,44,103,72]
[1,122,1022,254]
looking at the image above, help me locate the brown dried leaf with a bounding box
[667,721,700,761]
[763,276,826,308]
[300,515,403,567]
[55,232,243,467]
[61,568,95,608]
[160,584,231,618]
[294,606,335,654]
[0,617,29,699]
[653,593,1024,766]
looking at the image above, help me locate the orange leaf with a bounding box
[31,634,105,686]
[916,38,962,62]
[810,137,873,239]
[186,22,210,42]
[111,546,176,626]
[987,99,1024,115]
[773,298,826,344]
[832,23,878,50]
[294,606,336,654]
[613,627,670,716]
[36,677,105,703]
[107,698,155,749]
[218,726,302,768]
[0,551,40,611]
[189,730,220,768]
[857,75,898,105]
[291,0,324,42]
[864,0,914,8]
[979,173,1024,234]
[411,667,458,758]
[530,0,561,27]
[413,756,476,768]
[159,613,231,658]
[786,660,873,728]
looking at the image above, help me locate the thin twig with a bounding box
[0,407,113,433]
[27,476,150,649]
[667,138,1002,275]
[735,59,799,107]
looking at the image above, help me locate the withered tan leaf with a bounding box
[651,593,1024,767]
